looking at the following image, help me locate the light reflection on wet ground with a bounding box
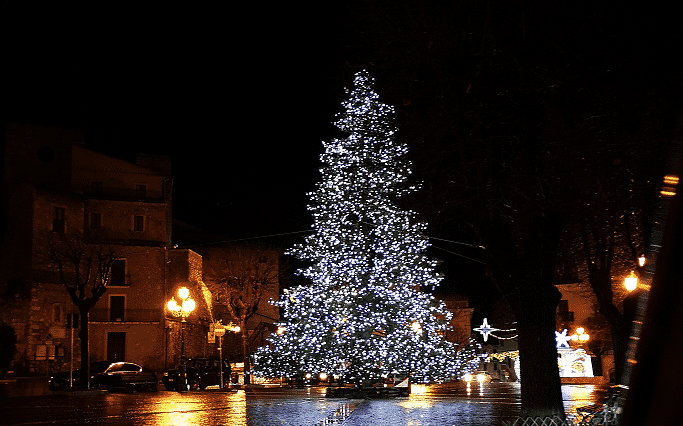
[247,383,523,425]
[131,391,247,426]
[562,384,609,424]
[0,382,609,425]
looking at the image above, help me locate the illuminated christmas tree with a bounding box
[253,71,475,384]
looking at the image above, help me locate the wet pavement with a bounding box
[0,378,608,425]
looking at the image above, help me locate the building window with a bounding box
[91,181,103,194]
[133,215,144,232]
[110,295,125,322]
[135,184,146,199]
[53,304,62,324]
[35,345,47,360]
[52,207,65,233]
[90,213,101,229]
[110,259,126,286]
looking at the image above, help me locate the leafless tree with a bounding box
[39,231,118,389]
[202,246,279,385]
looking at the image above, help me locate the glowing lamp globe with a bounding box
[625,271,638,292]
[182,298,196,314]
[178,287,190,300]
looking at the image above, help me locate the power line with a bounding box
[174,228,488,265]
[431,245,486,265]
[175,229,314,249]
[427,236,486,250]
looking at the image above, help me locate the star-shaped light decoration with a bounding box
[555,329,571,349]
[474,318,500,342]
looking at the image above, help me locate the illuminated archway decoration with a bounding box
[557,348,594,378]
[487,350,519,362]
[486,350,520,381]
[485,346,593,380]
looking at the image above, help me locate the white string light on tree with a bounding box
[251,70,478,385]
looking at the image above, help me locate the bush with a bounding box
[0,323,18,379]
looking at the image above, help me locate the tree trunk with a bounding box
[589,271,633,383]
[608,290,642,382]
[78,309,90,389]
[515,283,565,419]
[240,318,250,385]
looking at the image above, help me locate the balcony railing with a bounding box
[89,309,162,323]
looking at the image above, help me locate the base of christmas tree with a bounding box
[326,384,410,398]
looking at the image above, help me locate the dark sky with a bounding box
[3,2,679,318]
[1,3,348,240]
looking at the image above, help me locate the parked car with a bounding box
[49,361,158,391]
[162,358,232,390]
[91,361,158,391]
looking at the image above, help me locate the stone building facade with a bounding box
[0,123,213,374]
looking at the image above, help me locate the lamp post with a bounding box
[213,321,240,389]
[167,287,195,391]
[214,324,226,389]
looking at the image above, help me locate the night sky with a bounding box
[1,3,347,239]
[2,3,680,320]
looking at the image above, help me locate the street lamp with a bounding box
[570,327,590,343]
[167,287,195,391]
[624,271,638,292]
[625,256,646,292]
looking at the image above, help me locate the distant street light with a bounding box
[167,286,195,391]
[625,256,646,292]
[570,327,590,343]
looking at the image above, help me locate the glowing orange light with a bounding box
[625,271,638,292]
[661,174,678,197]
